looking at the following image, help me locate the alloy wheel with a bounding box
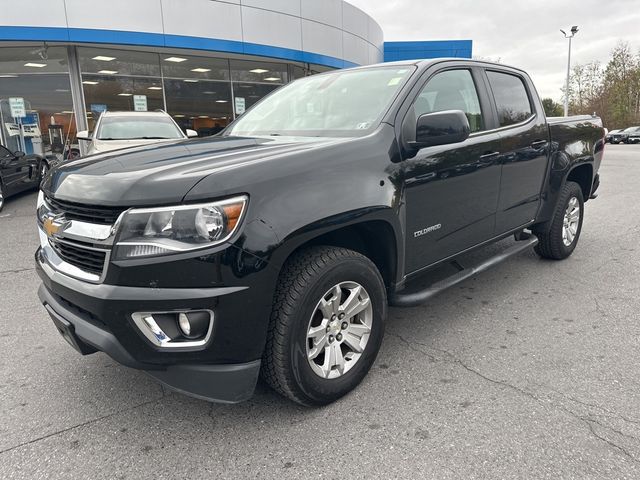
[306,281,373,379]
[562,196,581,246]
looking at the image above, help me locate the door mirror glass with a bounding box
[77,130,91,141]
[413,110,470,148]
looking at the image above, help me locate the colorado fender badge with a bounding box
[414,224,442,238]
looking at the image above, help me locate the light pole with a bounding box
[560,26,579,117]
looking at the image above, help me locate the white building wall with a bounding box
[0,0,384,66]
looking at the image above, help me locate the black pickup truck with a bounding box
[35,59,604,406]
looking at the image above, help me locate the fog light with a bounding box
[178,313,191,337]
[132,310,214,348]
[176,311,211,340]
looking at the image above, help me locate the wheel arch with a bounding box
[267,212,402,295]
[565,163,593,201]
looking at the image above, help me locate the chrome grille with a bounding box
[49,238,108,277]
[46,196,124,225]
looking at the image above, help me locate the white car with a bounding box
[77,111,197,156]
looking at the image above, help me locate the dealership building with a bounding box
[0,0,471,157]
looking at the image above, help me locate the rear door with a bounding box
[484,69,550,233]
[401,66,502,273]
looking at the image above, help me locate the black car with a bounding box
[0,144,47,212]
[35,59,605,406]
[605,129,622,143]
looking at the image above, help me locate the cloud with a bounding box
[348,0,640,99]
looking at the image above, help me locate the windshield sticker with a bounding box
[356,122,370,129]
[388,77,402,86]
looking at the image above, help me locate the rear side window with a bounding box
[486,71,533,127]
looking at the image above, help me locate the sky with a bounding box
[347,0,640,100]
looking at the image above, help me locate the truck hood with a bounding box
[42,136,349,206]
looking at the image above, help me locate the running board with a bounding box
[390,235,539,308]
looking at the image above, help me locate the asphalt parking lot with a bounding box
[1,144,639,479]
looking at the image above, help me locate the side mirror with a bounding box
[412,110,471,148]
[76,130,91,141]
[13,151,25,158]
[186,129,198,138]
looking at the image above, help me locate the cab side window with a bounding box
[486,71,533,127]
[413,69,484,133]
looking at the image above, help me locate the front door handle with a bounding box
[530,140,547,148]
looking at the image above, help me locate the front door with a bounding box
[402,68,502,273]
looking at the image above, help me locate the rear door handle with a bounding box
[530,140,547,148]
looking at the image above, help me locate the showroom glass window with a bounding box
[486,71,533,127]
[161,54,232,136]
[78,47,164,131]
[230,60,288,115]
[0,46,75,157]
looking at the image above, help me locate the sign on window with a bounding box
[4,123,21,136]
[9,97,26,118]
[133,95,148,112]
[235,97,246,115]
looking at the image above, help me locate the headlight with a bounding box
[113,196,248,260]
[36,190,48,224]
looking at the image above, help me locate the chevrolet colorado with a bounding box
[35,59,604,406]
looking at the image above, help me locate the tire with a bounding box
[261,246,387,406]
[534,181,584,260]
[0,181,4,213]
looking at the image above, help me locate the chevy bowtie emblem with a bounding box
[43,215,66,238]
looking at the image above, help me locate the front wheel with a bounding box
[534,181,584,260]
[261,246,387,406]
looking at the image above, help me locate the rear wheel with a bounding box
[0,182,4,212]
[261,246,386,406]
[534,181,584,260]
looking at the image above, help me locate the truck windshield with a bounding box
[97,116,184,140]
[225,66,415,138]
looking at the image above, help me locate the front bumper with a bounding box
[36,248,270,403]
